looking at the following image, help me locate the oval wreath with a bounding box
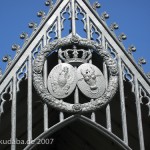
[33,35,118,113]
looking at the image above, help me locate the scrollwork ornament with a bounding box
[33,35,118,113]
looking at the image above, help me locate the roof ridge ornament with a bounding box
[2,55,12,70]
[28,22,37,31]
[138,57,146,71]
[92,1,101,10]
[11,44,21,58]
[1,0,149,87]
[110,22,119,31]
[118,33,127,42]
[37,11,46,20]
[20,32,29,42]
[101,12,109,21]
[128,45,136,57]
[45,0,53,9]
[11,44,20,51]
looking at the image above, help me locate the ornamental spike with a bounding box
[138,57,146,71]
[2,55,12,70]
[92,1,101,10]
[37,11,46,19]
[20,32,28,40]
[101,12,109,21]
[138,58,146,66]
[128,45,136,56]
[118,33,127,42]
[11,44,20,51]
[2,55,11,62]
[45,0,53,9]
[11,44,21,57]
[110,23,119,31]
[28,22,37,30]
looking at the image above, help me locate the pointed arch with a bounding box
[24,115,131,150]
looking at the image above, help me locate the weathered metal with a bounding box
[77,63,106,98]
[48,63,77,98]
[33,35,118,113]
[0,0,149,150]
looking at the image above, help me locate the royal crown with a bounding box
[58,46,92,64]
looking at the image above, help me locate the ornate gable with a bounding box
[0,0,150,150]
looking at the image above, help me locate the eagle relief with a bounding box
[48,63,77,99]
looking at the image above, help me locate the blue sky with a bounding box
[0,0,150,74]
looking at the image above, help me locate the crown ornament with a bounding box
[58,46,92,64]
[33,35,118,113]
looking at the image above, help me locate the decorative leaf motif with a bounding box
[20,32,28,40]
[92,1,101,10]
[118,33,127,42]
[101,12,109,21]
[37,11,46,19]
[110,23,119,31]
[2,55,12,70]
[45,0,53,9]
[20,32,29,47]
[138,57,146,72]
[12,44,21,59]
[28,22,37,31]
[128,45,136,57]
